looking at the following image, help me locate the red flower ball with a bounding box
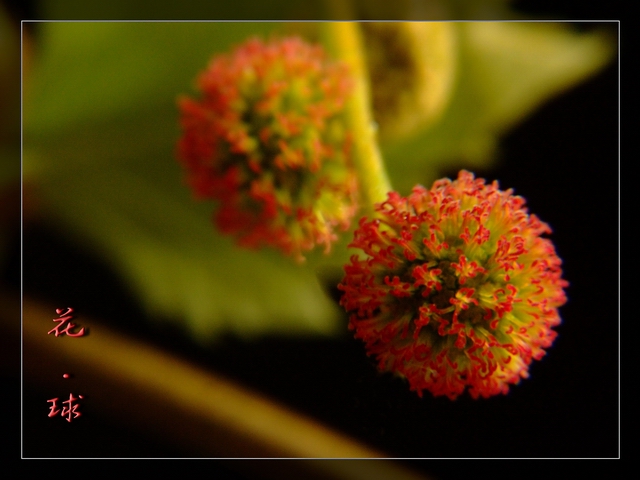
[177,37,357,261]
[339,171,568,399]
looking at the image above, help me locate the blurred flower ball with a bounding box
[177,37,358,262]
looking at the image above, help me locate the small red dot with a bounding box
[63,374,70,379]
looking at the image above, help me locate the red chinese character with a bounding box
[48,308,85,337]
[47,397,60,417]
[47,394,83,422]
[61,393,83,422]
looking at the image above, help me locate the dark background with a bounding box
[4,1,619,477]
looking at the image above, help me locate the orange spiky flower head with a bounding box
[339,171,568,399]
[177,37,357,261]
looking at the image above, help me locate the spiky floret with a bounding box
[339,170,568,399]
[178,37,357,261]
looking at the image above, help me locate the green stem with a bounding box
[320,22,393,214]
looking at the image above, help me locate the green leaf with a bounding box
[22,21,614,341]
[24,22,347,341]
[24,22,277,137]
[380,22,615,194]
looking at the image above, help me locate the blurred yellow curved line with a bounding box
[14,293,432,477]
